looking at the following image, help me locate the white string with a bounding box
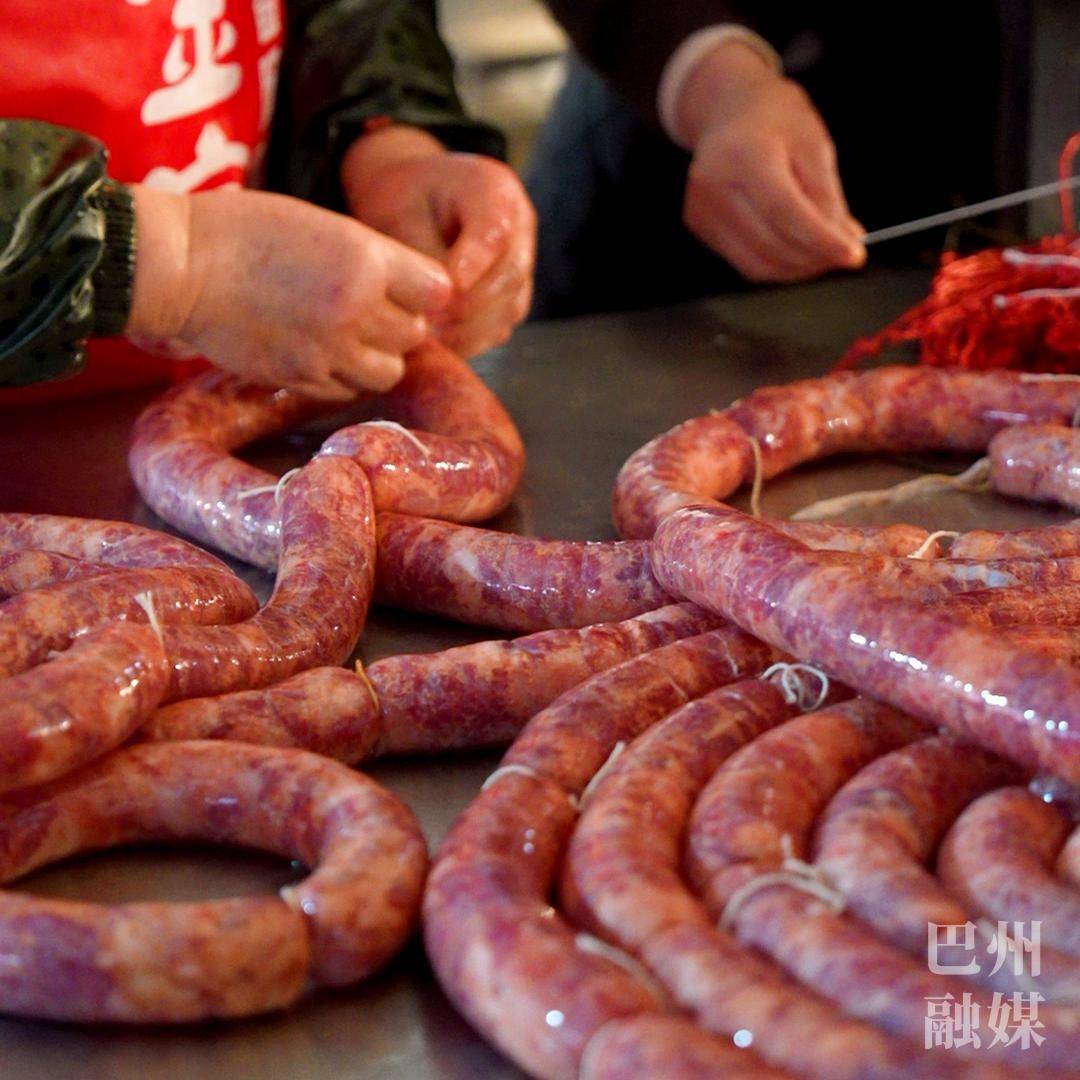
[233,466,302,506]
[361,420,431,456]
[481,763,543,790]
[791,458,991,521]
[579,741,626,809]
[353,662,381,712]
[748,437,764,518]
[719,834,846,930]
[481,762,579,809]
[907,530,960,560]
[760,662,830,711]
[133,590,164,644]
[574,933,667,1006]
[994,286,1080,308]
[1001,248,1080,271]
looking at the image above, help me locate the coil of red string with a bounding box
[837,132,1080,374]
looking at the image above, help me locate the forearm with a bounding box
[127,186,191,341]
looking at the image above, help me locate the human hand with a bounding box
[341,126,535,357]
[675,40,865,282]
[128,185,451,401]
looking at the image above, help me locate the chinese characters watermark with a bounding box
[924,921,1046,1051]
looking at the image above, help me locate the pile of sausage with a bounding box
[3,338,1080,1070]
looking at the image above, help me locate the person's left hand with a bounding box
[342,126,536,358]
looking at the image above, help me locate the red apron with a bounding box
[0,0,285,405]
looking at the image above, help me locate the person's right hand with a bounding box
[129,186,452,401]
[674,40,866,283]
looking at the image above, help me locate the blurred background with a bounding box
[439,0,567,169]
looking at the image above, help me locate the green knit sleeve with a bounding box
[0,119,136,387]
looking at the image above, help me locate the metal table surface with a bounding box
[0,268,1070,1080]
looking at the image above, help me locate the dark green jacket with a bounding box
[0,0,501,388]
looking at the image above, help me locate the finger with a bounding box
[386,205,449,264]
[437,288,526,358]
[333,346,406,394]
[385,242,453,316]
[361,304,429,356]
[289,375,357,404]
[746,151,865,267]
[445,208,513,293]
[687,185,828,281]
[790,131,859,236]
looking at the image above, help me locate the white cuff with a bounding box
[657,24,782,149]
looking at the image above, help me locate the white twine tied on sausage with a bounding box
[133,590,164,644]
[233,466,303,505]
[907,529,960,560]
[760,661,830,712]
[358,420,431,457]
[573,932,668,1007]
[578,741,627,810]
[719,833,846,931]
[481,763,580,810]
[790,457,991,522]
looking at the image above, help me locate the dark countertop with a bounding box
[0,268,1069,1079]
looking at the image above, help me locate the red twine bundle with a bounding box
[837,133,1080,374]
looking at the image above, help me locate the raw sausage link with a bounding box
[937,584,1080,627]
[562,679,796,948]
[140,667,381,762]
[652,504,1080,780]
[129,347,677,632]
[581,1015,789,1080]
[938,787,1080,958]
[720,887,1079,1070]
[813,740,1079,1002]
[0,741,426,1018]
[503,628,779,796]
[424,633,773,1078]
[0,513,233,572]
[129,341,523,572]
[0,566,258,679]
[129,370,328,569]
[614,366,1080,539]
[143,604,722,759]
[373,512,671,631]
[160,456,376,702]
[319,338,524,522]
[610,406,934,555]
[989,423,1080,511]
[423,770,660,1080]
[994,626,1080,665]
[687,736,1079,1068]
[0,624,168,794]
[685,700,932,914]
[368,602,724,755]
[0,550,115,599]
[952,524,1080,561]
[563,682,962,1079]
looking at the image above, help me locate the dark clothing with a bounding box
[529,4,1047,319]
[266,0,504,210]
